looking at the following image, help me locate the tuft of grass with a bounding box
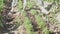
[24,17,33,34]
[18,0,23,11]
[21,11,33,34]
[27,0,35,9]
[35,15,46,28]
[30,9,38,15]
[29,9,50,34]
[35,15,49,34]
[0,0,4,27]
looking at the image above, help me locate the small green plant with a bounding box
[20,11,33,34]
[35,15,46,28]
[18,0,23,11]
[0,0,4,27]
[35,15,49,34]
[0,0,4,12]
[30,9,38,15]
[27,0,35,9]
[24,17,33,34]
